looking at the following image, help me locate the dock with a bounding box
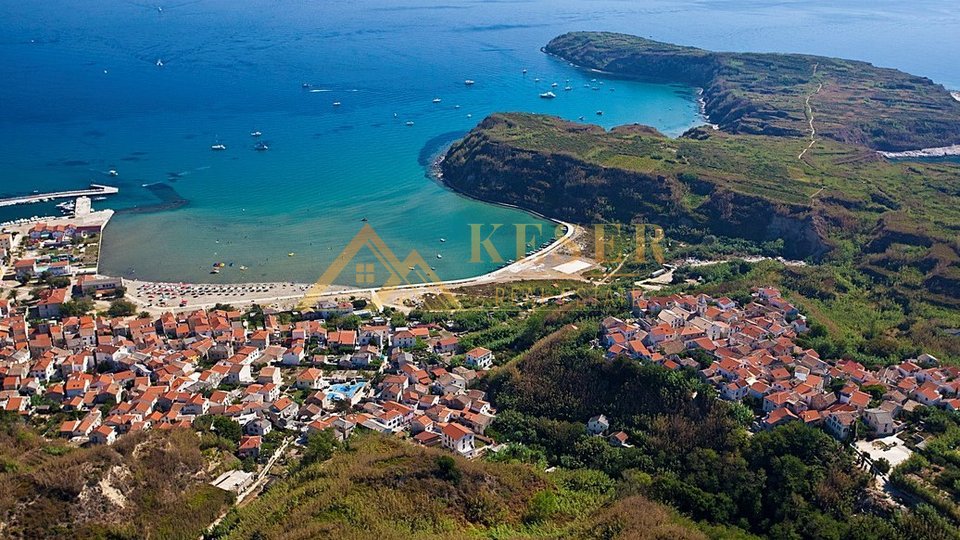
[0,184,119,208]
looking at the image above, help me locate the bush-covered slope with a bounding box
[544,32,960,152]
[210,431,709,540]
[0,415,233,539]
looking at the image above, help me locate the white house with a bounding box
[465,347,494,370]
[441,422,475,456]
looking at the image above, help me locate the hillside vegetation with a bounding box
[0,415,233,539]
[209,431,711,540]
[442,113,960,305]
[545,32,960,152]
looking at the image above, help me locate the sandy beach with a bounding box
[121,218,596,314]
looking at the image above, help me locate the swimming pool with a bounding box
[327,381,367,402]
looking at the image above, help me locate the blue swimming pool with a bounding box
[327,381,367,401]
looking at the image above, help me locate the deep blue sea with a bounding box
[1,0,958,285]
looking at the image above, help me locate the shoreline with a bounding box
[879,144,960,159]
[117,155,582,312]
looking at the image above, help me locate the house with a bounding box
[295,368,325,390]
[440,422,475,456]
[863,408,897,437]
[245,418,272,436]
[393,330,417,349]
[37,288,69,318]
[435,336,459,354]
[608,431,632,448]
[281,345,306,366]
[225,363,253,385]
[465,347,494,370]
[238,435,262,459]
[90,425,117,445]
[258,366,282,385]
[587,414,609,435]
[825,411,858,440]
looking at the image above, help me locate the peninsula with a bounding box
[543,32,960,152]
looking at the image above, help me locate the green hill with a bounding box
[209,431,713,540]
[544,32,960,152]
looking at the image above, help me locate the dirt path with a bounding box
[798,63,823,161]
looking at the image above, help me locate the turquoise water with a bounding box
[1,0,958,285]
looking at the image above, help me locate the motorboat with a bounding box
[211,143,227,151]
[432,98,442,103]
[333,101,341,106]
[108,169,118,176]
[250,131,262,137]
[539,91,556,99]
[464,79,475,85]
[254,141,269,151]
[405,121,415,126]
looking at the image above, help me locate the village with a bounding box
[0,200,953,499]
[0,208,510,498]
[598,286,960,471]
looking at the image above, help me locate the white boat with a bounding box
[250,131,262,137]
[439,238,446,242]
[522,69,527,74]
[464,79,475,85]
[255,141,269,151]
[551,82,558,87]
[108,169,118,177]
[211,144,227,151]
[436,253,442,259]
[539,91,556,99]
[405,121,415,126]
[596,110,603,116]
[333,101,341,106]
[156,59,164,67]
[564,86,572,91]
[466,114,472,118]
[432,98,441,103]
[534,77,540,82]
[454,104,460,109]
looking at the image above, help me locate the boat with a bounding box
[436,253,442,259]
[551,82,558,87]
[333,101,341,106]
[522,69,527,74]
[288,252,295,257]
[250,131,262,137]
[534,77,540,82]
[454,104,460,109]
[210,269,220,274]
[466,114,472,118]
[239,266,248,271]
[254,141,269,151]
[464,79,475,85]
[108,169,118,176]
[405,121,414,126]
[539,92,556,99]
[211,143,227,151]
[302,82,312,89]
[439,238,445,242]
[596,110,603,116]
[361,217,368,222]
[155,59,164,67]
[564,86,572,91]
[432,98,441,103]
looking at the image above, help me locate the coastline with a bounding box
[879,144,960,159]
[116,154,583,313]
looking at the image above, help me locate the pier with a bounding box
[0,184,119,208]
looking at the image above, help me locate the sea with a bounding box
[1,0,958,286]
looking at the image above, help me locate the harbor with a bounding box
[0,184,118,208]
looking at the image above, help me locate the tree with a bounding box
[301,429,339,467]
[211,416,242,444]
[874,457,891,475]
[107,299,136,317]
[60,298,94,317]
[434,455,462,484]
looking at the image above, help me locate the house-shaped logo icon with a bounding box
[299,224,445,308]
